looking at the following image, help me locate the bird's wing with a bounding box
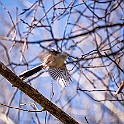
[38,50,61,62]
[48,66,71,87]
[39,51,50,62]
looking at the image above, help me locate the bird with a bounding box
[19,49,71,87]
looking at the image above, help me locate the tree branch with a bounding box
[0,61,79,124]
[0,23,123,44]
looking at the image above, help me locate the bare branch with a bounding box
[0,61,79,124]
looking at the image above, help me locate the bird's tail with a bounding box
[19,64,43,80]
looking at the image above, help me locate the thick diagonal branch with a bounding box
[0,61,79,124]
